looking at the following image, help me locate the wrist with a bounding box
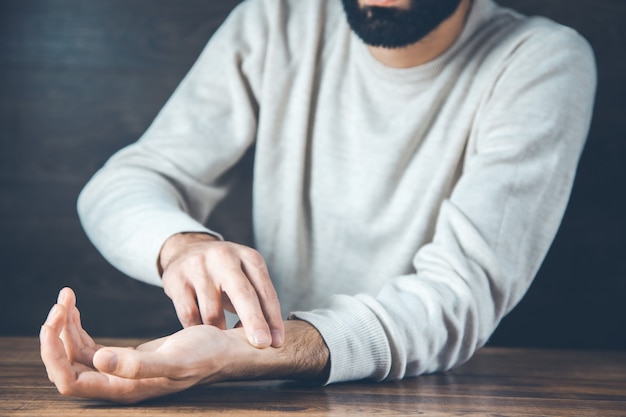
[158,232,218,275]
[272,319,330,381]
[221,320,330,383]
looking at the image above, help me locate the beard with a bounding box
[341,0,463,49]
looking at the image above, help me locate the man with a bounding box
[40,0,596,403]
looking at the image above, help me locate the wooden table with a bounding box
[1,337,625,416]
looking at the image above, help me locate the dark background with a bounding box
[0,0,624,349]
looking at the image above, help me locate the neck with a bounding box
[368,0,472,68]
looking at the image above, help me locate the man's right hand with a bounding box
[158,232,284,348]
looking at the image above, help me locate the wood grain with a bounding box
[1,338,625,416]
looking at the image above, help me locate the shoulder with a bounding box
[484,6,595,71]
[455,2,597,99]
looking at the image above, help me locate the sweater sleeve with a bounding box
[77,1,268,286]
[292,22,597,383]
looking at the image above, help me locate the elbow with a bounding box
[76,177,94,226]
[432,283,496,372]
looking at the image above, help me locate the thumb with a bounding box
[93,348,178,380]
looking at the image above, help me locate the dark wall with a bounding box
[1,0,624,349]
[489,0,626,350]
[0,0,244,338]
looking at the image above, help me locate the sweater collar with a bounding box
[352,0,497,83]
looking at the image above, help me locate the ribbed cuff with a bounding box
[289,294,391,384]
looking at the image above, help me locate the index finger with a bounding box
[219,259,283,348]
[239,254,284,348]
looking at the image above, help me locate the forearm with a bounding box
[78,169,215,286]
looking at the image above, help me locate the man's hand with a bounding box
[40,288,330,404]
[158,232,284,348]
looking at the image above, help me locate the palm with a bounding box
[42,288,233,404]
[134,324,231,380]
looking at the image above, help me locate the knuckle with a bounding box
[194,277,215,294]
[161,271,185,294]
[230,281,257,299]
[188,250,208,267]
[260,290,280,308]
[201,307,222,325]
[242,249,267,269]
[177,252,207,275]
[177,305,198,325]
[257,282,278,300]
[206,243,236,262]
[169,251,206,275]
[162,257,183,276]
[120,358,142,379]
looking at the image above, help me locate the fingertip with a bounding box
[251,329,271,348]
[93,349,118,374]
[57,287,69,301]
[271,329,284,348]
[45,303,66,326]
[57,287,76,307]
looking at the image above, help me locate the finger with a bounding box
[173,297,202,328]
[68,306,102,365]
[93,347,182,380]
[57,287,75,340]
[43,331,179,404]
[56,288,96,365]
[195,282,227,329]
[40,304,72,384]
[41,319,107,397]
[41,300,188,403]
[240,255,284,347]
[70,304,103,351]
[221,270,272,348]
[57,287,75,309]
[42,302,66,337]
[165,275,203,328]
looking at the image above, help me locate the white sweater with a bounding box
[78,0,596,383]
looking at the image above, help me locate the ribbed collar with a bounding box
[353,0,496,83]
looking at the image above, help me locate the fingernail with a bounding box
[98,351,118,373]
[57,290,66,304]
[46,305,58,322]
[271,330,284,346]
[253,330,271,346]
